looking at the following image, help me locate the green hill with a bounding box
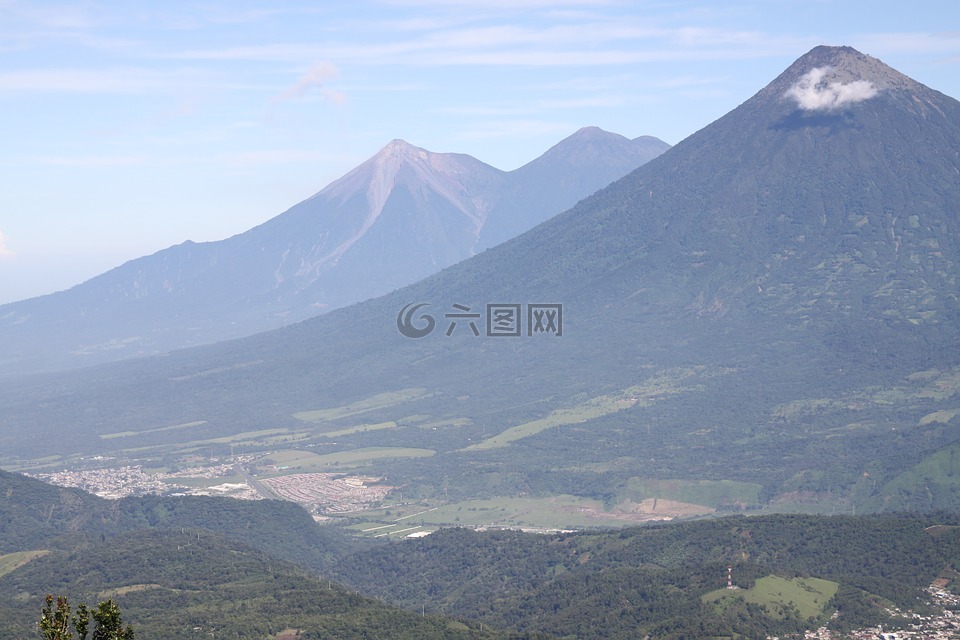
[0,529,537,640]
[0,469,344,571]
[332,513,960,639]
[0,471,546,639]
[4,470,960,637]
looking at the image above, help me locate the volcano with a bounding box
[3,46,959,515]
[0,129,666,376]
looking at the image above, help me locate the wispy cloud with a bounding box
[0,1,101,30]
[31,154,150,167]
[377,0,619,7]
[0,67,207,93]
[0,230,15,259]
[159,20,796,67]
[218,149,341,167]
[852,31,960,56]
[272,62,346,106]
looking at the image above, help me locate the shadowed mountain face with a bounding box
[0,129,667,376]
[2,46,959,514]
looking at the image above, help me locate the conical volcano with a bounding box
[516,45,960,331]
[3,46,959,516]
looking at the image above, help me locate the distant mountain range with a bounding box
[0,128,668,375]
[2,46,959,517]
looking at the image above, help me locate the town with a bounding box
[29,458,392,514]
[789,586,960,640]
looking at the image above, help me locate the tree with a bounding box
[91,600,134,640]
[38,595,72,640]
[38,595,133,640]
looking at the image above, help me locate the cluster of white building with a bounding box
[30,458,255,499]
[32,465,188,499]
[260,472,391,513]
[786,585,960,640]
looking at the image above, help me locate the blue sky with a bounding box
[1,0,958,304]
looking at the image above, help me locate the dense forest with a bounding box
[0,468,344,570]
[4,469,960,638]
[332,513,960,639]
[0,529,543,639]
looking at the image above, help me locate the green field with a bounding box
[462,368,720,451]
[621,478,763,509]
[318,421,397,438]
[920,409,960,425]
[704,575,839,620]
[100,583,166,598]
[293,388,431,424]
[460,403,619,451]
[100,420,208,440]
[97,428,309,460]
[0,550,49,578]
[350,494,659,532]
[261,447,435,474]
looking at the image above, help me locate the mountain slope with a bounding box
[477,127,670,249]
[0,529,532,640]
[0,471,543,638]
[332,514,960,639]
[1,46,959,515]
[0,129,667,376]
[0,469,345,570]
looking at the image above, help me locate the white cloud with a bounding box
[0,67,207,93]
[218,149,340,167]
[0,230,15,259]
[160,21,798,68]
[0,1,101,30]
[31,155,150,167]
[784,67,879,111]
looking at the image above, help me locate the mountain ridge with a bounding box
[0,128,669,376]
[1,45,958,517]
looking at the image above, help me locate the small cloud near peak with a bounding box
[784,66,878,111]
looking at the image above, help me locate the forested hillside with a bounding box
[0,469,344,570]
[333,514,960,639]
[0,529,542,639]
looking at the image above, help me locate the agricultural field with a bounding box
[344,493,718,536]
[620,478,763,510]
[293,388,432,425]
[462,368,718,451]
[259,447,435,474]
[99,420,208,440]
[0,550,48,579]
[704,575,840,620]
